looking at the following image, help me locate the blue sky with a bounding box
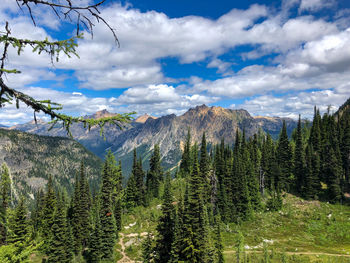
[1,0,350,125]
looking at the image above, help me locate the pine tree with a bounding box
[304,144,319,199]
[88,214,103,263]
[71,171,82,254]
[184,144,209,262]
[41,176,57,253]
[125,174,137,209]
[78,162,92,249]
[200,133,211,203]
[112,161,123,231]
[277,121,292,191]
[0,163,11,245]
[232,145,251,221]
[154,173,175,263]
[7,196,29,245]
[180,129,192,177]
[142,232,154,263]
[214,217,224,263]
[147,144,163,198]
[294,115,305,195]
[170,192,185,263]
[99,151,117,260]
[47,194,73,263]
[325,148,342,203]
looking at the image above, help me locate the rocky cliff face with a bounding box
[0,128,102,202]
[9,105,297,175]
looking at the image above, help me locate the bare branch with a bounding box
[15,0,119,46]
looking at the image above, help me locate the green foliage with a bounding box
[154,174,175,262]
[99,151,118,260]
[147,144,163,199]
[47,194,72,263]
[0,163,11,244]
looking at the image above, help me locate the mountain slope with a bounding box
[9,105,297,175]
[0,128,102,201]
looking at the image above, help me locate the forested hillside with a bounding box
[0,128,102,201]
[0,100,349,263]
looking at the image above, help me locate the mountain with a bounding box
[134,113,158,123]
[0,128,102,202]
[10,105,297,175]
[0,124,7,128]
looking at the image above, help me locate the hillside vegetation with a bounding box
[0,128,102,199]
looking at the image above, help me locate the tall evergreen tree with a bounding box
[41,176,57,253]
[277,121,292,191]
[294,115,306,195]
[180,129,192,177]
[78,162,92,249]
[154,173,175,262]
[47,194,73,263]
[183,144,209,262]
[0,163,11,245]
[99,151,117,260]
[147,144,163,198]
[88,214,103,263]
[200,133,211,203]
[170,193,185,263]
[7,196,29,245]
[325,148,342,203]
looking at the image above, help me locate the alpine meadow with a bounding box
[1,0,350,263]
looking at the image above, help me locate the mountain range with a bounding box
[9,105,297,175]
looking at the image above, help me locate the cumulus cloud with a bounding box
[1,1,350,122]
[299,0,336,13]
[239,89,347,119]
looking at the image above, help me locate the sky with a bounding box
[1,0,350,126]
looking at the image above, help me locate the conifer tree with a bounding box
[71,172,82,254]
[214,217,224,263]
[154,173,175,262]
[7,196,29,245]
[232,145,251,221]
[0,163,11,245]
[277,121,292,191]
[41,176,57,253]
[294,115,305,195]
[99,151,117,260]
[200,133,211,203]
[125,174,137,209]
[180,129,193,177]
[88,215,103,263]
[170,193,185,263]
[142,233,154,263]
[325,148,342,203]
[184,144,209,262]
[304,144,319,199]
[147,144,163,198]
[112,161,123,231]
[47,194,73,263]
[78,162,92,249]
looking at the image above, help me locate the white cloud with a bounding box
[239,89,348,119]
[299,0,336,13]
[1,1,350,121]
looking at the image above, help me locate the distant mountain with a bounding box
[0,124,7,128]
[10,105,297,175]
[0,128,102,202]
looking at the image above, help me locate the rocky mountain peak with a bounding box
[134,114,158,123]
[89,109,117,119]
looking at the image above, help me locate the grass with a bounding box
[222,194,350,262]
